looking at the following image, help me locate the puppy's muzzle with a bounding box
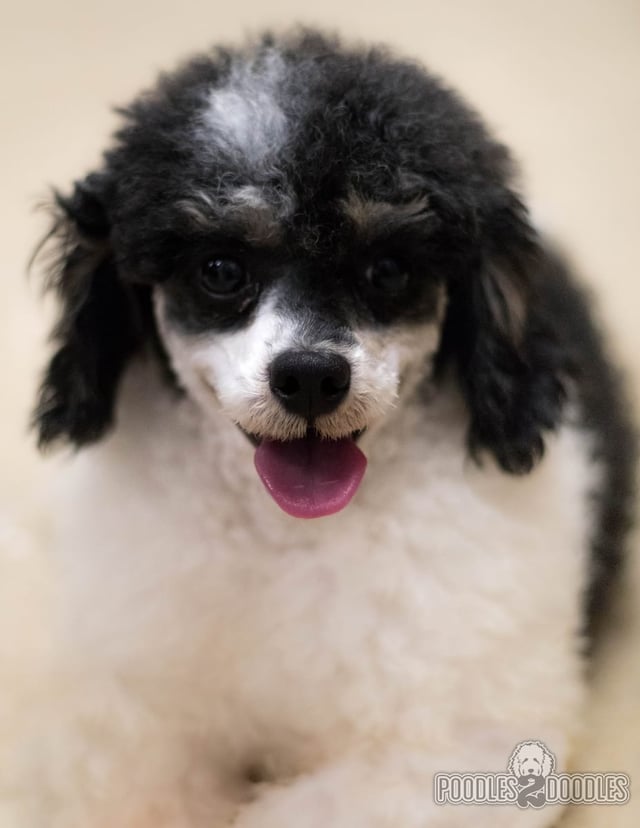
[269,350,351,419]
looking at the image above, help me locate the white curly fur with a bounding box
[199,49,289,173]
[0,347,599,826]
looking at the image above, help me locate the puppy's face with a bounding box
[35,32,567,517]
[151,178,448,518]
[152,188,447,444]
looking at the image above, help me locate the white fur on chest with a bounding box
[50,364,596,785]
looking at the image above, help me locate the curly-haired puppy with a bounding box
[12,28,636,828]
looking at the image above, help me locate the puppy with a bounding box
[11,28,636,828]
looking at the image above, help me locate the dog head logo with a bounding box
[508,740,556,778]
[508,740,556,808]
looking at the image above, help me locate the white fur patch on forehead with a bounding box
[200,49,289,171]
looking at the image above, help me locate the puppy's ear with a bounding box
[34,175,148,448]
[440,197,566,473]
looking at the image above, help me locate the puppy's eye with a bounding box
[199,257,248,297]
[365,257,409,293]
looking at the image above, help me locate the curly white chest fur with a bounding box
[31,362,598,827]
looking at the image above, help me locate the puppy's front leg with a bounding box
[230,748,565,828]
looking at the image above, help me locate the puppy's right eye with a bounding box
[364,257,410,295]
[199,257,248,298]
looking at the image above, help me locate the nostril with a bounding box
[320,375,348,399]
[275,375,299,398]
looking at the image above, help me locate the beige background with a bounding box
[1,1,639,825]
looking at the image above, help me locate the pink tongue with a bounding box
[254,433,367,519]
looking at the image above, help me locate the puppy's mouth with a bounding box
[243,427,367,519]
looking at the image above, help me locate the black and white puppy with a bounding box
[22,28,635,828]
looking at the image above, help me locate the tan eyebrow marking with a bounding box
[340,191,432,240]
[176,185,294,247]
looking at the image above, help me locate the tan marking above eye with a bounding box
[340,190,432,241]
[175,186,292,248]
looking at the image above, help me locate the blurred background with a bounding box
[1,1,638,825]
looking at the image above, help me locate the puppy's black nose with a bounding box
[269,350,351,419]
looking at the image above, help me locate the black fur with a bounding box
[437,198,568,475]
[34,180,153,446]
[33,29,635,634]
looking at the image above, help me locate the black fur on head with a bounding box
[33,175,153,448]
[33,28,568,471]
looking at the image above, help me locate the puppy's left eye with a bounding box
[199,257,248,297]
[365,257,409,294]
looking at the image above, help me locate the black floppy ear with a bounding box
[33,176,148,448]
[440,197,567,473]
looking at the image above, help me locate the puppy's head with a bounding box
[34,31,566,517]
